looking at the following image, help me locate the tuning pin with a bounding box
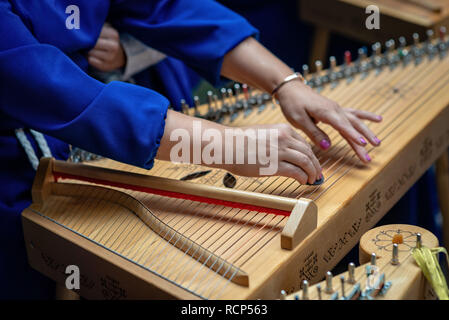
[180,99,189,114]
[302,280,309,300]
[348,262,356,284]
[344,51,352,65]
[416,233,422,249]
[373,42,381,56]
[371,253,376,266]
[439,26,447,42]
[358,47,367,61]
[427,29,435,42]
[242,84,249,100]
[280,290,287,300]
[213,94,220,110]
[413,33,420,46]
[399,36,407,48]
[391,243,399,265]
[329,56,337,70]
[315,60,323,74]
[193,96,200,116]
[220,87,227,101]
[302,64,309,78]
[207,91,214,111]
[340,276,346,299]
[316,284,322,300]
[386,39,395,52]
[226,88,234,102]
[234,83,241,99]
[325,271,333,293]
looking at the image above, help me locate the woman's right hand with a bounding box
[227,123,322,185]
[157,111,322,184]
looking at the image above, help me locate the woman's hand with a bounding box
[228,123,322,185]
[88,24,126,72]
[275,81,382,163]
[157,111,322,184]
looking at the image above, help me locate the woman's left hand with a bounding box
[88,24,126,72]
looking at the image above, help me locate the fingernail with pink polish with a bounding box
[320,139,330,150]
[360,137,367,145]
[365,154,372,162]
[374,137,381,145]
[377,115,383,121]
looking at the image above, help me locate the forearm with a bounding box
[156,110,235,170]
[221,37,295,94]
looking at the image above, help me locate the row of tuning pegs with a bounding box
[305,27,449,89]
[177,83,274,123]
[280,232,423,300]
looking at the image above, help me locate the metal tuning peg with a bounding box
[219,88,229,115]
[316,284,322,300]
[371,252,377,266]
[207,91,214,113]
[358,47,367,62]
[233,83,242,104]
[302,64,309,78]
[193,96,201,117]
[314,60,323,89]
[180,99,189,114]
[413,32,420,46]
[348,262,356,284]
[340,276,346,300]
[325,271,333,293]
[302,280,309,300]
[438,26,448,53]
[315,60,323,73]
[280,290,287,300]
[427,29,435,43]
[416,233,422,249]
[391,243,399,265]
[399,36,407,48]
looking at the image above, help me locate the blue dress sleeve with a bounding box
[0,2,169,169]
[109,0,259,85]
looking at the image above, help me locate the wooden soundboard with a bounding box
[22,37,449,300]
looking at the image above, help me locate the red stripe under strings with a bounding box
[53,171,291,217]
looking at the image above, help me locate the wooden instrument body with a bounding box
[22,43,449,299]
[285,224,439,300]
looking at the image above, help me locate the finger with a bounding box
[282,148,318,184]
[328,111,368,147]
[87,56,106,70]
[298,113,332,151]
[93,38,118,52]
[350,109,383,122]
[347,138,372,163]
[350,116,381,146]
[88,49,113,62]
[288,137,322,180]
[100,25,120,40]
[278,161,308,184]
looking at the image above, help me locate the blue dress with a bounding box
[0,0,257,299]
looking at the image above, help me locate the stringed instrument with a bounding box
[22,31,449,299]
[284,224,439,300]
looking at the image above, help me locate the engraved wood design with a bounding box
[23,37,449,299]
